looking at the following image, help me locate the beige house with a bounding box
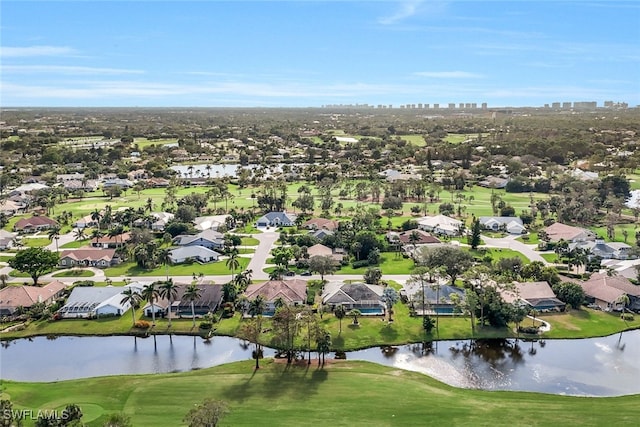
[0,280,67,316]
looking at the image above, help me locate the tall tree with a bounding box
[47,225,61,252]
[183,283,202,328]
[271,305,301,363]
[381,287,400,322]
[120,287,142,327]
[316,329,331,366]
[225,249,240,283]
[8,248,59,286]
[334,304,346,334]
[158,279,179,327]
[183,398,229,427]
[308,255,337,282]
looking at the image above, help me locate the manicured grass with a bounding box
[589,223,638,243]
[3,359,637,427]
[468,247,530,263]
[541,253,559,263]
[20,237,51,248]
[104,258,251,277]
[397,134,426,146]
[240,237,260,246]
[52,269,95,278]
[336,253,415,275]
[541,309,640,338]
[60,239,91,249]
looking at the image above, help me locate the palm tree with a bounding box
[183,283,202,328]
[120,287,142,327]
[234,268,253,292]
[73,227,87,242]
[159,279,179,327]
[316,330,331,366]
[334,305,346,334]
[347,308,362,325]
[158,248,172,281]
[90,229,103,246]
[248,295,266,317]
[91,209,102,230]
[225,249,240,283]
[47,225,61,252]
[141,283,160,326]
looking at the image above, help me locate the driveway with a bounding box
[246,231,280,280]
[481,234,548,265]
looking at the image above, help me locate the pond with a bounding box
[1,330,639,397]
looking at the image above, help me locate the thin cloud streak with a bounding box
[414,71,483,79]
[378,0,423,25]
[0,46,78,58]
[2,65,145,75]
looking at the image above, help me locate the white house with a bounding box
[58,284,144,318]
[479,217,526,234]
[417,214,462,236]
[168,246,220,264]
[255,212,297,228]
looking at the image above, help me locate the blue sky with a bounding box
[1,1,639,108]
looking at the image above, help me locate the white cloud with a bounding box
[414,71,483,79]
[378,0,423,25]
[0,46,78,58]
[2,65,144,75]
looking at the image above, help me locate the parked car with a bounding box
[300,271,312,276]
[284,270,295,277]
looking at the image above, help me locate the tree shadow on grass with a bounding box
[219,359,329,404]
[379,324,398,341]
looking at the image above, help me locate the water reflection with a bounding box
[1,331,639,396]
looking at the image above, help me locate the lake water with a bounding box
[1,331,639,397]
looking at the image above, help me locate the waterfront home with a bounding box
[580,272,640,311]
[401,281,465,315]
[501,281,566,312]
[321,281,385,314]
[243,279,307,315]
[172,283,224,317]
[58,284,143,318]
[0,280,66,316]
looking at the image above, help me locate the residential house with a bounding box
[58,284,143,318]
[0,280,66,316]
[0,229,17,250]
[174,229,225,250]
[501,281,566,312]
[194,215,230,232]
[401,281,466,315]
[127,169,147,181]
[479,216,526,234]
[478,176,510,189]
[580,272,640,311]
[14,215,58,233]
[600,259,640,281]
[311,229,334,240]
[73,214,99,229]
[90,232,131,248]
[62,179,99,192]
[307,243,344,263]
[10,183,49,195]
[56,173,85,182]
[102,178,133,189]
[417,214,463,236]
[302,218,339,231]
[544,222,596,244]
[168,246,220,264]
[255,212,297,228]
[0,199,24,216]
[59,248,119,268]
[570,239,636,261]
[321,281,385,314]
[145,177,170,188]
[243,279,308,315]
[172,283,224,317]
[388,229,441,246]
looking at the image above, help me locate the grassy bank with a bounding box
[2,360,637,427]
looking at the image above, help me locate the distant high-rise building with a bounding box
[562,102,572,109]
[552,102,561,109]
[459,103,464,109]
[433,103,439,109]
[471,103,477,109]
[449,103,455,109]
[481,103,487,110]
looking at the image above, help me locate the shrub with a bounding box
[134,320,151,329]
[351,259,369,269]
[620,313,634,321]
[518,326,539,334]
[199,321,213,330]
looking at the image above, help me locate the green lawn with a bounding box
[541,253,559,263]
[20,237,51,248]
[52,269,95,278]
[3,359,637,427]
[104,258,251,277]
[240,237,260,246]
[60,239,91,249]
[336,253,415,275]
